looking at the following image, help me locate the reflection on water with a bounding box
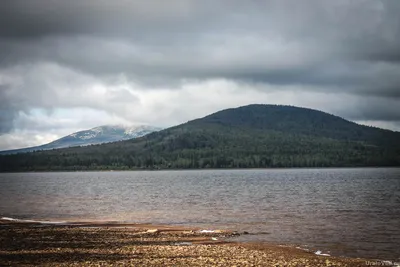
[0,168,399,260]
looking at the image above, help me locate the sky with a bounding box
[1,0,400,150]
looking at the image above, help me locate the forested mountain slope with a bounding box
[1,105,399,171]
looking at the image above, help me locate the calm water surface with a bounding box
[0,168,399,260]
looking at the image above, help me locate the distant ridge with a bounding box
[0,125,162,155]
[1,104,399,171]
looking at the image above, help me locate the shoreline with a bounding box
[0,219,385,266]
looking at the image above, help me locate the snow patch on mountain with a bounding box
[63,125,162,142]
[0,124,162,155]
[124,125,160,135]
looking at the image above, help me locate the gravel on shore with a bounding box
[0,222,372,266]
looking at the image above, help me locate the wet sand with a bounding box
[0,219,374,266]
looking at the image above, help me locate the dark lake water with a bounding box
[0,168,399,261]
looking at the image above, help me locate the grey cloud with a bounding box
[2,35,398,98]
[0,62,140,134]
[341,98,400,122]
[0,0,216,39]
[0,0,400,137]
[0,84,20,134]
[0,109,17,134]
[1,1,399,87]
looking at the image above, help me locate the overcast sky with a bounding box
[1,0,400,150]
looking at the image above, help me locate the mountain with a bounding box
[0,125,162,155]
[1,104,399,171]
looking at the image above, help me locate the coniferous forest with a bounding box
[1,105,399,171]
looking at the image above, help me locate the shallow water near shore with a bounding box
[0,168,399,261]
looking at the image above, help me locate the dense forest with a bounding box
[1,104,400,171]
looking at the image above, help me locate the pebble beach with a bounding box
[0,219,373,267]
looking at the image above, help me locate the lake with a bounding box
[0,168,399,261]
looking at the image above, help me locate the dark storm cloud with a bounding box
[345,98,400,122]
[0,0,400,137]
[0,83,21,134]
[0,107,17,134]
[0,0,213,38]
